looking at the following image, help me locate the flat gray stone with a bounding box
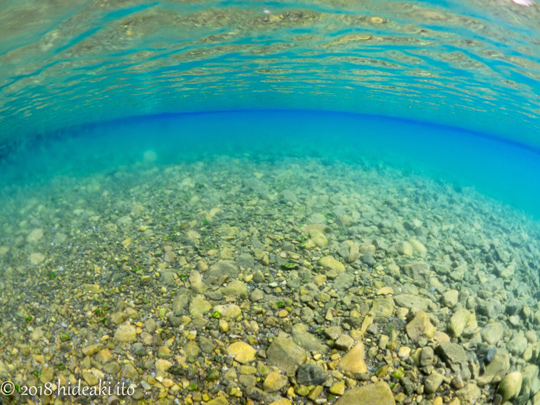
[335,382,395,405]
[394,294,430,313]
[206,260,239,285]
[435,343,468,366]
[267,334,307,374]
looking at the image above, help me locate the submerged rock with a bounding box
[227,342,256,364]
[339,343,367,374]
[267,334,307,373]
[498,371,523,402]
[115,323,137,343]
[370,296,394,318]
[319,256,345,273]
[296,363,327,385]
[291,323,327,353]
[406,311,436,341]
[478,353,510,386]
[206,260,239,285]
[335,382,395,405]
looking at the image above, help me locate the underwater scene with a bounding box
[3,1,540,405]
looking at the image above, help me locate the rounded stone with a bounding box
[115,323,137,343]
[227,342,256,364]
[498,371,522,402]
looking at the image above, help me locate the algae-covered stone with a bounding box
[370,296,394,318]
[27,228,44,243]
[319,256,345,273]
[339,342,367,374]
[481,323,504,345]
[309,229,328,247]
[395,241,413,256]
[227,342,256,364]
[155,359,173,373]
[296,363,327,385]
[436,343,468,366]
[172,288,191,315]
[267,334,307,373]
[190,296,212,317]
[263,371,288,392]
[206,260,239,285]
[301,224,331,235]
[335,382,395,405]
[115,323,137,343]
[222,280,248,298]
[291,323,328,353]
[394,294,430,313]
[82,370,99,386]
[83,343,104,356]
[425,372,444,394]
[457,383,481,404]
[478,353,510,386]
[509,335,528,356]
[339,240,360,263]
[189,271,208,293]
[448,308,471,338]
[406,311,436,341]
[207,396,229,405]
[442,290,459,307]
[409,239,427,255]
[498,371,523,402]
[30,252,45,264]
[269,399,292,405]
[40,367,54,384]
[213,304,242,319]
[330,380,346,395]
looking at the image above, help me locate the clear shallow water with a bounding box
[3,111,540,218]
[3,1,540,405]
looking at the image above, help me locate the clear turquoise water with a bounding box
[3,2,540,403]
[3,111,540,218]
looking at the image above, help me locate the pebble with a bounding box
[155,359,172,374]
[189,296,212,317]
[263,371,288,392]
[498,371,523,401]
[425,372,445,394]
[406,311,436,341]
[395,241,413,256]
[319,256,346,273]
[329,380,346,395]
[115,323,137,343]
[409,239,427,255]
[291,323,328,353]
[442,290,459,307]
[309,229,328,247]
[296,363,328,385]
[377,286,394,295]
[227,342,256,364]
[339,343,367,374]
[334,382,395,405]
[478,353,510,386]
[27,228,44,243]
[481,323,504,345]
[335,334,355,351]
[267,334,307,373]
[213,304,242,319]
[370,296,395,318]
[30,252,45,264]
[269,399,291,405]
[448,308,471,338]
